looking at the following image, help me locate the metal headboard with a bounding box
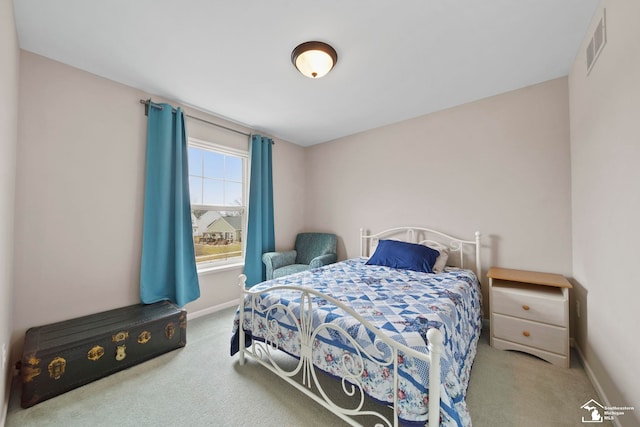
[360,226,482,281]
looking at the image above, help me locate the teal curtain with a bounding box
[244,134,275,287]
[140,103,200,306]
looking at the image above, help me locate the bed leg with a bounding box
[474,231,481,283]
[427,328,444,427]
[239,329,245,366]
[238,274,247,366]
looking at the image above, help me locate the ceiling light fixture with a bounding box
[291,41,338,79]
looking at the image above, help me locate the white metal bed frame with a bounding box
[236,227,482,427]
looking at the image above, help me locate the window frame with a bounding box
[188,137,249,273]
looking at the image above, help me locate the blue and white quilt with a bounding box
[231,258,482,426]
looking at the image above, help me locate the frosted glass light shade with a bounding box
[291,41,338,79]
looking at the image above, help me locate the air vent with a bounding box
[586,9,606,74]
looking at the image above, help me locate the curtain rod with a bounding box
[140,99,251,138]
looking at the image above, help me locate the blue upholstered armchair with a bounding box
[262,233,337,280]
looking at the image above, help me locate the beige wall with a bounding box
[0,0,19,421]
[12,52,306,363]
[11,8,639,423]
[569,1,640,425]
[305,77,573,316]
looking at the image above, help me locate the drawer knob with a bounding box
[522,305,530,311]
[522,331,530,337]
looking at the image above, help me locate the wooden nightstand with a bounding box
[487,267,572,368]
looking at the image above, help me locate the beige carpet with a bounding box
[6,306,608,426]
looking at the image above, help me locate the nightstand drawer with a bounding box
[492,284,566,326]
[492,313,566,355]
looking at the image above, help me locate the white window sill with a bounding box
[197,262,244,277]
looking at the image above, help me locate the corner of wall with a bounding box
[0,0,20,422]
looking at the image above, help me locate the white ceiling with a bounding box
[13,0,599,146]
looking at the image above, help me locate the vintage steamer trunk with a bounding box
[20,301,186,408]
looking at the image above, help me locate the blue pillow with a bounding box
[366,240,440,273]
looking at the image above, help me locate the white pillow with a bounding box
[425,242,449,273]
[368,239,379,258]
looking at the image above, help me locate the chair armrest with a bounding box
[308,253,337,269]
[262,250,297,280]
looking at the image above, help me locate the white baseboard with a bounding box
[1,369,10,427]
[187,299,240,320]
[1,397,7,427]
[572,339,622,427]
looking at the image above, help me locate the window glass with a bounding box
[188,147,203,177]
[226,155,243,182]
[203,150,224,179]
[188,141,247,268]
[203,178,224,206]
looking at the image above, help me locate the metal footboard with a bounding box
[237,274,443,427]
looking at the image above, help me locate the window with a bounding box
[188,138,247,269]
